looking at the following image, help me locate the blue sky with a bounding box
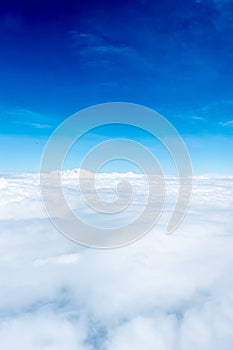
[0,0,233,173]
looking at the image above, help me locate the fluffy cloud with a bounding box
[0,171,233,349]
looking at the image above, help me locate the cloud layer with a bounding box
[0,171,233,349]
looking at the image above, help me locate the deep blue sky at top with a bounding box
[0,0,233,173]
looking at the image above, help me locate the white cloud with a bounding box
[0,172,233,349]
[0,311,90,350]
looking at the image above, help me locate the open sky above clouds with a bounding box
[0,0,233,173]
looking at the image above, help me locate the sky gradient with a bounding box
[1,3,233,348]
[0,0,233,173]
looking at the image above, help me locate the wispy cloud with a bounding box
[219,119,233,127]
[69,30,139,61]
[192,100,233,125]
[31,123,51,129]
[4,107,53,129]
[191,115,206,121]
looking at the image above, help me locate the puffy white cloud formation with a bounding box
[0,171,233,349]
